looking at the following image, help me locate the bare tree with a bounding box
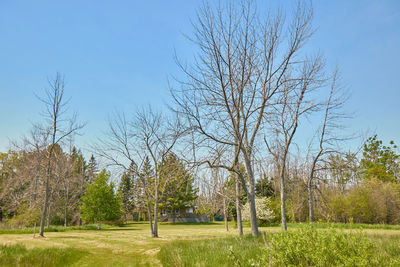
[265,53,325,230]
[37,73,84,237]
[133,108,185,237]
[305,70,349,222]
[172,0,316,236]
[95,107,185,237]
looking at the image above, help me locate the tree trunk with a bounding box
[235,174,243,236]
[64,186,69,227]
[280,167,287,231]
[40,165,51,236]
[145,193,154,235]
[223,197,229,231]
[308,181,314,223]
[153,188,159,237]
[46,202,51,229]
[243,156,259,236]
[40,144,55,237]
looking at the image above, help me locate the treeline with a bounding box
[196,135,400,226]
[0,147,197,228]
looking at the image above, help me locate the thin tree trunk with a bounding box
[39,156,52,236]
[46,202,51,229]
[223,197,229,231]
[144,193,153,235]
[280,167,287,231]
[308,181,313,223]
[153,187,159,237]
[64,186,69,227]
[235,174,243,236]
[40,140,56,236]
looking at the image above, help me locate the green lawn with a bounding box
[0,222,399,266]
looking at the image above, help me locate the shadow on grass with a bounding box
[98,228,139,231]
[160,222,221,226]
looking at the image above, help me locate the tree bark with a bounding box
[243,156,259,236]
[153,185,159,237]
[308,181,313,223]
[280,167,287,231]
[46,202,51,229]
[235,174,243,236]
[144,192,154,235]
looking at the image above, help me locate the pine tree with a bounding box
[118,162,135,223]
[80,170,122,229]
[159,154,197,222]
[87,154,98,183]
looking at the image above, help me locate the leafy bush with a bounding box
[324,179,400,224]
[242,197,275,224]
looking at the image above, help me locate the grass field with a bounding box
[0,222,399,266]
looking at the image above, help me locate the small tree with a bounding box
[80,170,122,229]
[360,135,399,182]
[242,197,275,224]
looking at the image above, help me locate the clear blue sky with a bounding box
[1,0,399,154]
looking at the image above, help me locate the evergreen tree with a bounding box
[255,174,274,198]
[361,135,399,182]
[80,170,122,229]
[87,154,98,184]
[135,156,154,221]
[159,154,197,218]
[118,162,135,223]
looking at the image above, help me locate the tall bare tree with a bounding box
[37,73,84,237]
[265,53,325,230]
[305,70,348,222]
[134,108,185,237]
[172,0,315,236]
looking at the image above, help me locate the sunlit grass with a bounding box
[0,244,85,267]
[0,221,399,266]
[0,224,113,235]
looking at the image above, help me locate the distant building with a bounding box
[160,207,210,223]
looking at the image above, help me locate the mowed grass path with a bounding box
[1,222,400,266]
[0,222,265,266]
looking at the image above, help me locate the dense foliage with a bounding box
[80,170,122,225]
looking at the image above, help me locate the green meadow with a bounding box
[1,222,400,266]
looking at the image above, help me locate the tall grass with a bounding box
[0,244,85,266]
[158,234,265,267]
[287,222,400,230]
[159,227,400,267]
